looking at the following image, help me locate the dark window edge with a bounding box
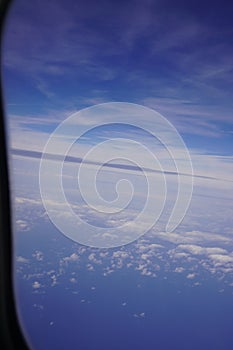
[0,0,29,348]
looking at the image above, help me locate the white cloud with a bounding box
[15,219,30,232]
[176,245,228,256]
[155,230,232,245]
[63,253,79,263]
[70,278,77,283]
[186,273,196,279]
[16,256,29,264]
[32,281,41,289]
[32,250,44,261]
[208,254,233,265]
[174,267,185,273]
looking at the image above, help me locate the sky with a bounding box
[2,0,233,168]
[1,0,233,349]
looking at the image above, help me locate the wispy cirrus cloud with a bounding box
[3,0,233,109]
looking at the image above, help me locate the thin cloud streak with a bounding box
[11,148,232,183]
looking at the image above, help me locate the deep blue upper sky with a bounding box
[1,0,233,169]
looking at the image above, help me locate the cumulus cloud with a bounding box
[32,250,44,261]
[175,244,228,256]
[174,267,185,273]
[16,256,29,264]
[15,219,30,231]
[186,273,196,279]
[208,254,233,266]
[63,253,79,263]
[155,230,232,245]
[32,281,41,289]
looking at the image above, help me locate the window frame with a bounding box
[0,0,29,348]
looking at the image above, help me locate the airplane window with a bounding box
[2,0,233,349]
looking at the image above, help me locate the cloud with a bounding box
[186,273,196,279]
[15,219,30,232]
[32,250,44,261]
[50,275,57,287]
[154,230,232,246]
[133,312,145,318]
[32,281,41,289]
[14,214,233,292]
[16,256,29,264]
[4,0,233,114]
[63,253,79,263]
[174,267,185,273]
[175,245,228,256]
[208,254,233,266]
[142,97,233,138]
[13,147,231,184]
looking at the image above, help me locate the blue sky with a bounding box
[2,0,233,155]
